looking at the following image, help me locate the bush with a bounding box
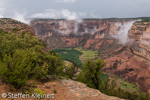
[0,30,65,89]
[34,88,45,99]
[0,30,43,60]
[46,53,65,76]
[53,88,57,93]
[76,58,106,90]
[0,50,45,89]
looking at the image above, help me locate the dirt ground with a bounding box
[0,78,124,100]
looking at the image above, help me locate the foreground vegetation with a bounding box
[0,29,68,89]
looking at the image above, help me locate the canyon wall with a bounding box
[30,19,134,49]
[128,21,150,61]
[30,19,133,37]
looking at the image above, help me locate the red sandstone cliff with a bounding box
[128,22,150,61]
[30,19,133,49]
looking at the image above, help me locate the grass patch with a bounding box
[74,47,98,62]
[116,77,140,92]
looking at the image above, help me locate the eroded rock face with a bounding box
[128,22,150,61]
[30,19,133,49]
[0,18,35,35]
[121,21,150,92]
[84,39,100,49]
[61,37,84,47]
[104,50,150,92]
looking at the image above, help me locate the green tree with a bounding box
[76,58,106,90]
[0,50,41,89]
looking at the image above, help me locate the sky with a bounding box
[0,0,150,21]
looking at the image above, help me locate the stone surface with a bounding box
[59,79,124,100]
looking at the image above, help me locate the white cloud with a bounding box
[112,21,135,44]
[56,0,76,3]
[12,11,30,24]
[0,0,30,24]
[61,9,78,20]
[30,9,79,20]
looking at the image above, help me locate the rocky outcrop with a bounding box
[120,21,150,92]
[0,18,35,35]
[42,78,124,100]
[104,50,150,92]
[59,79,124,100]
[95,40,105,50]
[128,22,150,61]
[84,39,100,49]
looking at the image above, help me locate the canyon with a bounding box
[30,19,150,92]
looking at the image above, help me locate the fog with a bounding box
[112,21,135,44]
